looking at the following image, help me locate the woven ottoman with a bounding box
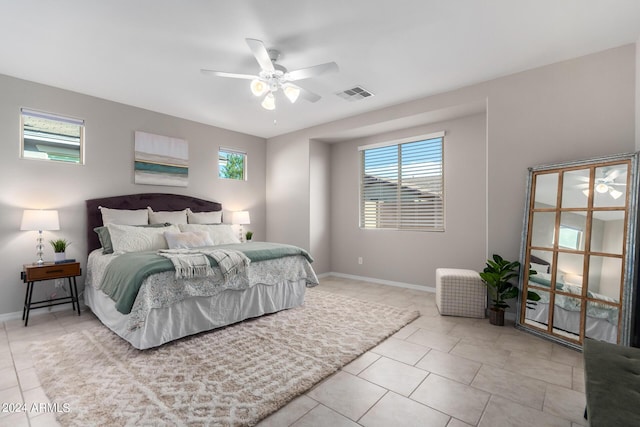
[436,268,486,318]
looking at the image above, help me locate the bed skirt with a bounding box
[525,301,617,343]
[84,279,308,350]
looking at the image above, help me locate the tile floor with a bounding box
[0,276,587,426]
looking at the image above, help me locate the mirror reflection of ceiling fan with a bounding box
[577,168,626,199]
[201,38,339,110]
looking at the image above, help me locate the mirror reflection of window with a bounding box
[557,209,586,250]
[534,173,558,208]
[593,165,627,208]
[562,169,590,208]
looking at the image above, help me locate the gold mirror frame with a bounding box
[517,152,639,349]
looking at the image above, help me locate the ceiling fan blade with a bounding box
[576,183,589,189]
[297,85,321,103]
[603,168,625,182]
[200,69,257,80]
[245,38,275,72]
[287,62,339,81]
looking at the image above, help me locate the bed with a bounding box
[83,193,319,350]
[524,256,619,343]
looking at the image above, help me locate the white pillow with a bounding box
[107,223,179,253]
[186,208,222,224]
[164,231,214,249]
[147,207,188,225]
[99,206,149,225]
[178,224,240,245]
[530,262,549,274]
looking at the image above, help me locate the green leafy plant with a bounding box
[480,254,540,311]
[220,153,244,180]
[49,239,71,253]
[245,231,253,241]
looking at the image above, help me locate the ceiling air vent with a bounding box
[336,86,374,101]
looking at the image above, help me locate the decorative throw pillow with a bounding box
[107,223,180,253]
[164,231,214,249]
[186,208,222,224]
[94,223,171,254]
[178,224,240,245]
[99,206,149,225]
[147,207,188,225]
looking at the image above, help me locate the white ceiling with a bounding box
[1,0,639,139]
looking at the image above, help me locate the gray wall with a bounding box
[0,74,266,317]
[266,44,636,288]
[265,134,310,250]
[330,114,487,285]
[309,140,331,274]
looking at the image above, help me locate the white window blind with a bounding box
[359,132,444,231]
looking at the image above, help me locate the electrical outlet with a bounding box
[358,257,363,265]
[55,279,63,288]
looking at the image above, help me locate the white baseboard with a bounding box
[318,272,436,293]
[0,303,87,323]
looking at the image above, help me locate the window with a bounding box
[20,108,84,164]
[359,132,444,231]
[558,225,583,250]
[218,148,247,180]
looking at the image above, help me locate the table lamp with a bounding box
[232,211,250,242]
[20,209,60,264]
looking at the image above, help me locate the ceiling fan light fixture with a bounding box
[250,79,267,97]
[609,188,623,199]
[284,86,300,103]
[261,92,276,110]
[595,183,609,194]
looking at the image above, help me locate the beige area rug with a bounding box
[32,288,419,426]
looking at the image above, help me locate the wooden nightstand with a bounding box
[21,262,81,326]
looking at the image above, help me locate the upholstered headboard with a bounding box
[85,193,222,254]
[530,255,550,266]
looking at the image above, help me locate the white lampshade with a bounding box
[610,188,623,199]
[261,92,276,110]
[284,85,300,103]
[232,211,251,225]
[20,210,60,231]
[250,79,267,97]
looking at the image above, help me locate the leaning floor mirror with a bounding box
[517,152,639,349]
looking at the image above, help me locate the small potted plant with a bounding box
[479,254,540,326]
[245,231,253,242]
[50,239,71,262]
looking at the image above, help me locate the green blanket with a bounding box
[99,242,314,314]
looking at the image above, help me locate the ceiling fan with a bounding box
[577,167,626,199]
[201,38,339,110]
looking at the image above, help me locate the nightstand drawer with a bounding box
[23,263,81,282]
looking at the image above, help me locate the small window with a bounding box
[218,148,247,180]
[359,132,444,231]
[21,108,84,164]
[558,225,582,250]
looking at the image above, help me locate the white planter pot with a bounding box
[53,252,66,262]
